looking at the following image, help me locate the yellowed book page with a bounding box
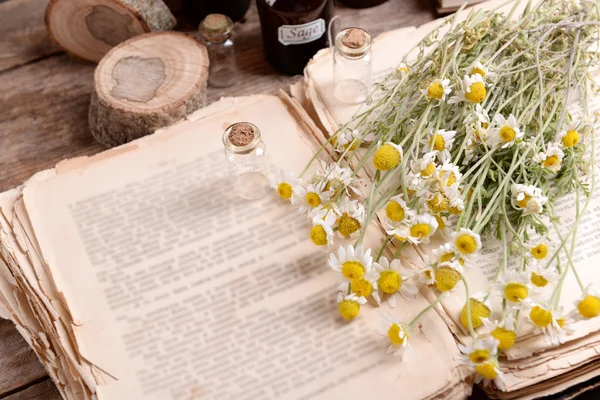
[21,94,468,400]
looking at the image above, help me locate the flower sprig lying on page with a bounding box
[275,0,600,390]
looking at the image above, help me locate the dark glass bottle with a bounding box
[256,0,334,75]
[338,0,389,8]
[183,0,251,26]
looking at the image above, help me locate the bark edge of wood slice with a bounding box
[89,32,209,148]
[45,0,176,63]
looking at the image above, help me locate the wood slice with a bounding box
[89,32,209,147]
[45,0,176,62]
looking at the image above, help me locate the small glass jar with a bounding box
[222,122,271,200]
[333,27,373,105]
[200,13,238,88]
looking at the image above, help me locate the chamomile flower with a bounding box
[475,359,505,391]
[309,219,335,247]
[489,114,523,148]
[465,104,491,144]
[340,270,381,304]
[510,184,548,215]
[418,265,436,285]
[557,120,580,148]
[533,143,564,173]
[465,60,489,78]
[406,213,438,244]
[310,203,339,226]
[426,129,456,162]
[449,74,487,104]
[460,292,492,330]
[372,257,418,307]
[384,195,412,224]
[527,240,553,263]
[378,313,413,359]
[572,285,600,320]
[436,161,462,188]
[329,244,373,281]
[293,182,333,215]
[385,222,411,242]
[457,337,499,367]
[452,228,482,255]
[432,243,467,268]
[332,128,361,152]
[396,62,409,77]
[434,261,463,292]
[528,264,558,288]
[483,315,517,350]
[418,151,438,177]
[525,303,572,345]
[373,142,403,171]
[423,78,452,102]
[337,199,365,238]
[495,270,533,304]
[315,161,358,195]
[274,170,301,201]
[337,292,367,320]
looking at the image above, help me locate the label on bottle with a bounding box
[278,19,326,46]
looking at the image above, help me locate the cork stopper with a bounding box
[342,28,367,49]
[228,123,256,147]
[200,14,233,42]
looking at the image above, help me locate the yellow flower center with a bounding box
[421,163,436,177]
[277,182,293,199]
[504,283,529,302]
[341,261,365,281]
[338,300,361,320]
[476,362,498,380]
[351,278,373,298]
[338,213,361,237]
[435,266,461,292]
[450,205,462,215]
[460,298,491,329]
[469,349,490,364]
[440,252,454,263]
[427,194,450,213]
[499,126,516,142]
[544,155,560,168]
[562,130,579,148]
[378,270,402,294]
[398,66,409,73]
[531,244,548,260]
[309,225,328,246]
[531,272,549,288]
[424,269,434,282]
[385,201,405,222]
[578,295,600,319]
[387,323,407,345]
[492,327,516,350]
[530,306,552,327]
[305,192,321,208]
[431,135,445,151]
[465,82,486,103]
[434,214,446,230]
[472,67,486,77]
[516,194,531,209]
[427,81,444,100]
[373,144,401,171]
[556,318,565,328]
[410,223,431,239]
[446,172,457,186]
[455,234,478,254]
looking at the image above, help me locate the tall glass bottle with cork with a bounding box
[256,0,334,75]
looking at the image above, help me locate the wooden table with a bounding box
[0,0,598,399]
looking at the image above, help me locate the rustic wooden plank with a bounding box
[0,319,47,396]
[2,378,61,400]
[0,0,61,73]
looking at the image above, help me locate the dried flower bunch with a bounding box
[275,0,600,389]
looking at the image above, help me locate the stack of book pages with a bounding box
[0,0,599,399]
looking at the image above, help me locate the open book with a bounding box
[302,0,600,397]
[1,2,599,400]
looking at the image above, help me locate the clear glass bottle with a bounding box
[199,14,238,88]
[333,27,373,105]
[222,122,271,200]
